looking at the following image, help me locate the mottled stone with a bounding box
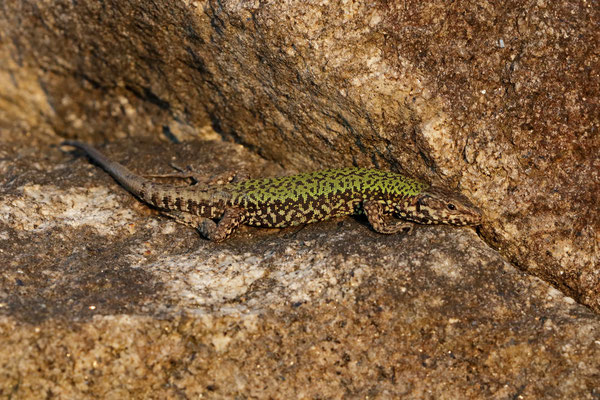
[1,139,600,398]
[0,0,597,312]
[1,0,599,396]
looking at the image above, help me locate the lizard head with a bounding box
[397,186,482,226]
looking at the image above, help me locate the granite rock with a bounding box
[1,0,599,397]
[1,139,600,398]
[1,0,597,311]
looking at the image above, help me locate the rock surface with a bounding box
[0,0,599,397]
[1,0,597,312]
[1,139,600,399]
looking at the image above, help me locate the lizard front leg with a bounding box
[363,200,414,235]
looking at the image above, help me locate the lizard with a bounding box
[61,141,482,242]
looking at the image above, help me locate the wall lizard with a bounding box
[62,141,482,241]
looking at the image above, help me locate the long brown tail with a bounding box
[62,140,148,195]
[61,141,229,216]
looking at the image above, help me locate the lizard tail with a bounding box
[61,140,229,217]
[62,140,148,195]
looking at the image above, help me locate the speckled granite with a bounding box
[1,139,599,398]
[1,0,597,312]
[0,0,598,397]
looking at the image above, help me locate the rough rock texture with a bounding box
[1,0,599,397]
[1,0,597,312]
[2,139,600,399]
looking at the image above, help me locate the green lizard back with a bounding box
[229,167,428,227]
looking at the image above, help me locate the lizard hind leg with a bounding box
[363,200,414,235]
[143,163,206,185]
[161,210,208,230]
[162,208,247,242]
[198,207,247,242]
[145,167,249,186]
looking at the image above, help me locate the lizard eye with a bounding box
[447,203,456,210]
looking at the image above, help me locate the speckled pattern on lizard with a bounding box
[62,141,482,242]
